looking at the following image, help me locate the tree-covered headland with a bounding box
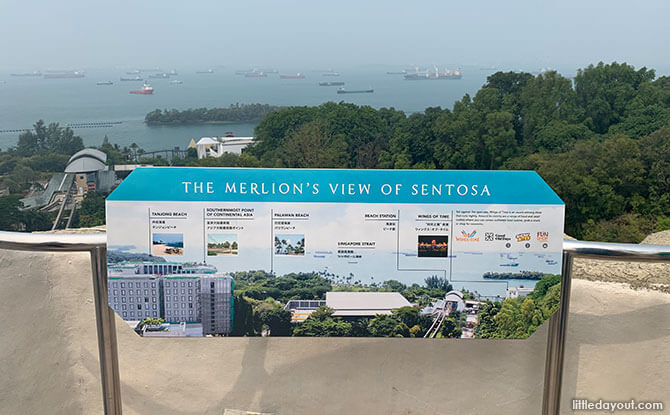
[145,103,281,125]
[196,62,670,242]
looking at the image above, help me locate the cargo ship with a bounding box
[196,69,214,74]
[280,73,305,79]
[148,73,169,79]
[245,72,267,78]
[337,88,373,94]
[404,66,462,80]
[120,76,143,81]
[129,83,153,94]
[322,72,340,76]
[44,71,85,79]
[319,81,345,86]
[96,81,113,85]
[10,71,42,77]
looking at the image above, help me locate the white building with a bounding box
[505,287,534,300]
[195,136,254,159]
[444,290,466,313]
[326,292,412,318]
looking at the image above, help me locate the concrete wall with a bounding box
[1,248,669,414]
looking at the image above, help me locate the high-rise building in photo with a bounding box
[107,261,234,335]
[200,276,234,335]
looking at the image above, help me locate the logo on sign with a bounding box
[456,230,479,242]
[516,233,531,242]
[537,231,549,242]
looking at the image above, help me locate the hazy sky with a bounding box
[2,0,669,72]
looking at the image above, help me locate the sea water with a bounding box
[0,65,493,151]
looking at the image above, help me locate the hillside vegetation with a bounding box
[203,62,670,241]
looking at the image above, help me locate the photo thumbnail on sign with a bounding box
[152,233,183,256]
[207,233,238,256]
[418,235,449,257]
[274,234,305,256]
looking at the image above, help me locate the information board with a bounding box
[106,168,564,339]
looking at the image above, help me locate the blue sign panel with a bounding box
[107,168,564,339]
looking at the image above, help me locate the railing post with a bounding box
[89,246,122,415]
[542,251,574,415]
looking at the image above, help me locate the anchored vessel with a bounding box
[44,71,85,79]
[129,83,154,94]
[404,66,462,80]
[280,73,305,79]
[319,81,345,86]
[337,87,373,94]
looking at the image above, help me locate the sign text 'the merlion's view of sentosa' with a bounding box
[106,168,564,339]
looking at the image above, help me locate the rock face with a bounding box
[0,232,669,414]
[573,230,670,294]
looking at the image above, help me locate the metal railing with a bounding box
[0,231,120,415]
[0,230,669,415]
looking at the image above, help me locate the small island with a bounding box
[144,103,282,125]
[482,271,549,280]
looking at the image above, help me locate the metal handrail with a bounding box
[0,230,106,251]
[1,230,669,415]
[563,239,670,262]
[0,230,120,415]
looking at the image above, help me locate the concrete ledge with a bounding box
[1,248,669,414]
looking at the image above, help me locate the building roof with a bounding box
[65,148,107,173]
[445,291,465,303]
[196,137,218,145]
[326,292,411,317]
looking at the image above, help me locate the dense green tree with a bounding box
[256,302,293,336]
[519,71,582,150]
[16,120,83,156]
[439,316,462,338]
[75,192,106,228]
[232,295,255,336]
[293,306,353,337]
[575,62,655,133]
[0,196,52,231]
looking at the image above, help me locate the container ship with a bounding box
[130,83,153,94]
[337,88,373,94]
[404,66,462,80]
[319,81,345,86]
[280,73,305,79]
[44,71,85,79]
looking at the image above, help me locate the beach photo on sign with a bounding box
[418,235,449,257]
[152,233,183,256]
[274,234,305,256]
[207,233,238,256]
